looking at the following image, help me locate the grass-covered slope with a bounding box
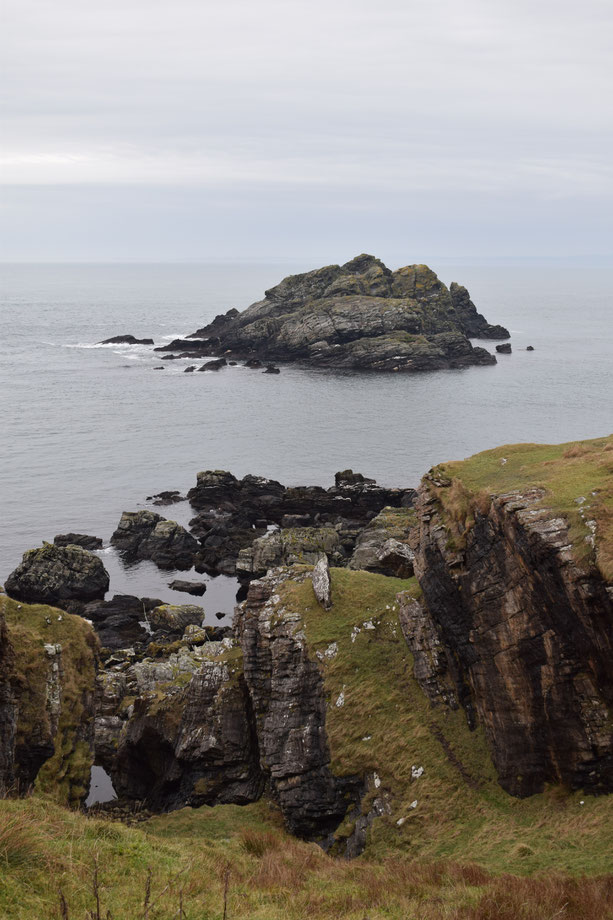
[427,434,613,579]
[277,568,613,875]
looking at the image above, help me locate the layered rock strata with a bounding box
[404,479,613,796]
[176,255,508,372]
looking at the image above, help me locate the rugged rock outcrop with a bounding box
[404,454,613,797]
[111,511,198,570]
[349,507,415,577]
[95,638,262,810]
[236,527,343,578]
[312,555,332,609]
[172,256,507,372]
[235,574,362,838]
[5,543,109,607]
[188,469,414,577]
[0,594,97,804]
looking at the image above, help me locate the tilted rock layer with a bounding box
[183,255,509,371]
[404,436,613,796]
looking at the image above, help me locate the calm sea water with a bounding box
[1,261,611,616]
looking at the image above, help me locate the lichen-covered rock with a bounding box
[111,511,198,570]
[5,543,109,607]
[408,443,613,797]
[349,507,416,577]
[96,640,262,810]
[180,256,505,372]
[449,282,510,339]
[236,527,343,577]
[235,574,361,838]
[147,604,204,634]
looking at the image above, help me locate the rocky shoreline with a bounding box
[1,435,611,855]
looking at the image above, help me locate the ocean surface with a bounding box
[1,260,611,620]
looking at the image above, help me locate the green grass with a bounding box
[428,435,613,578]
[277,568,613,875]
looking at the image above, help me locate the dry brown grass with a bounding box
[459,872,613,920]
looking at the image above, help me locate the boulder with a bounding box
[111,511,198,570]
[198,358,227,371]
[54,533,103,551]
[83,595,163,651]
[6,543,109,607]
[263,364,280,374]
[168,579,207,596]
[496,343,512,354]
[153,338,211,352]
[236,527,343,578]
[146,490,185,506]
[147,604,204,634]
[184,365,196,373]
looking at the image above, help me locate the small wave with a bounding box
[96,546,113,555]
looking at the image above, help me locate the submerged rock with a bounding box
[5,543,109,607]
[99,335,154,345]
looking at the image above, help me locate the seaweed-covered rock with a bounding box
[5,543,109,607]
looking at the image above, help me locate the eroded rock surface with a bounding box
[5,543,109,607]
[235,574,361,837]
[407,482,613,796]
[176,256,507,372]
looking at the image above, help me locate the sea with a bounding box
[1,260,611,621]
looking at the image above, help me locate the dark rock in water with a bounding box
[183,256,508,373]
[54,533,103,551]
[99,335,154,345]
[184,365,196,373]
[215,611,226,619]
[527,345,535,351]
[187,308,240,339]
[168,579,207,596]
[496,343,512,354]
[153,338,211,353]
[111,511,198,570]
[449,283,510,339]
[263,364,280,374]
[6,543,109,606]
[187,468,415,578]
[146,490,185,506]
[161,354,180,360]
[197,358,227,371]
[84,594,163,651]
[153,366,165,370]
[228,361,237,366]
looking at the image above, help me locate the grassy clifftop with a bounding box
[427,434,613,579]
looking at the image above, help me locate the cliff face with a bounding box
[179,255,509,372]
[0,594,98,804]
[404,436,613,796]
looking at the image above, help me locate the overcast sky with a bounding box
[1,0,612,261]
